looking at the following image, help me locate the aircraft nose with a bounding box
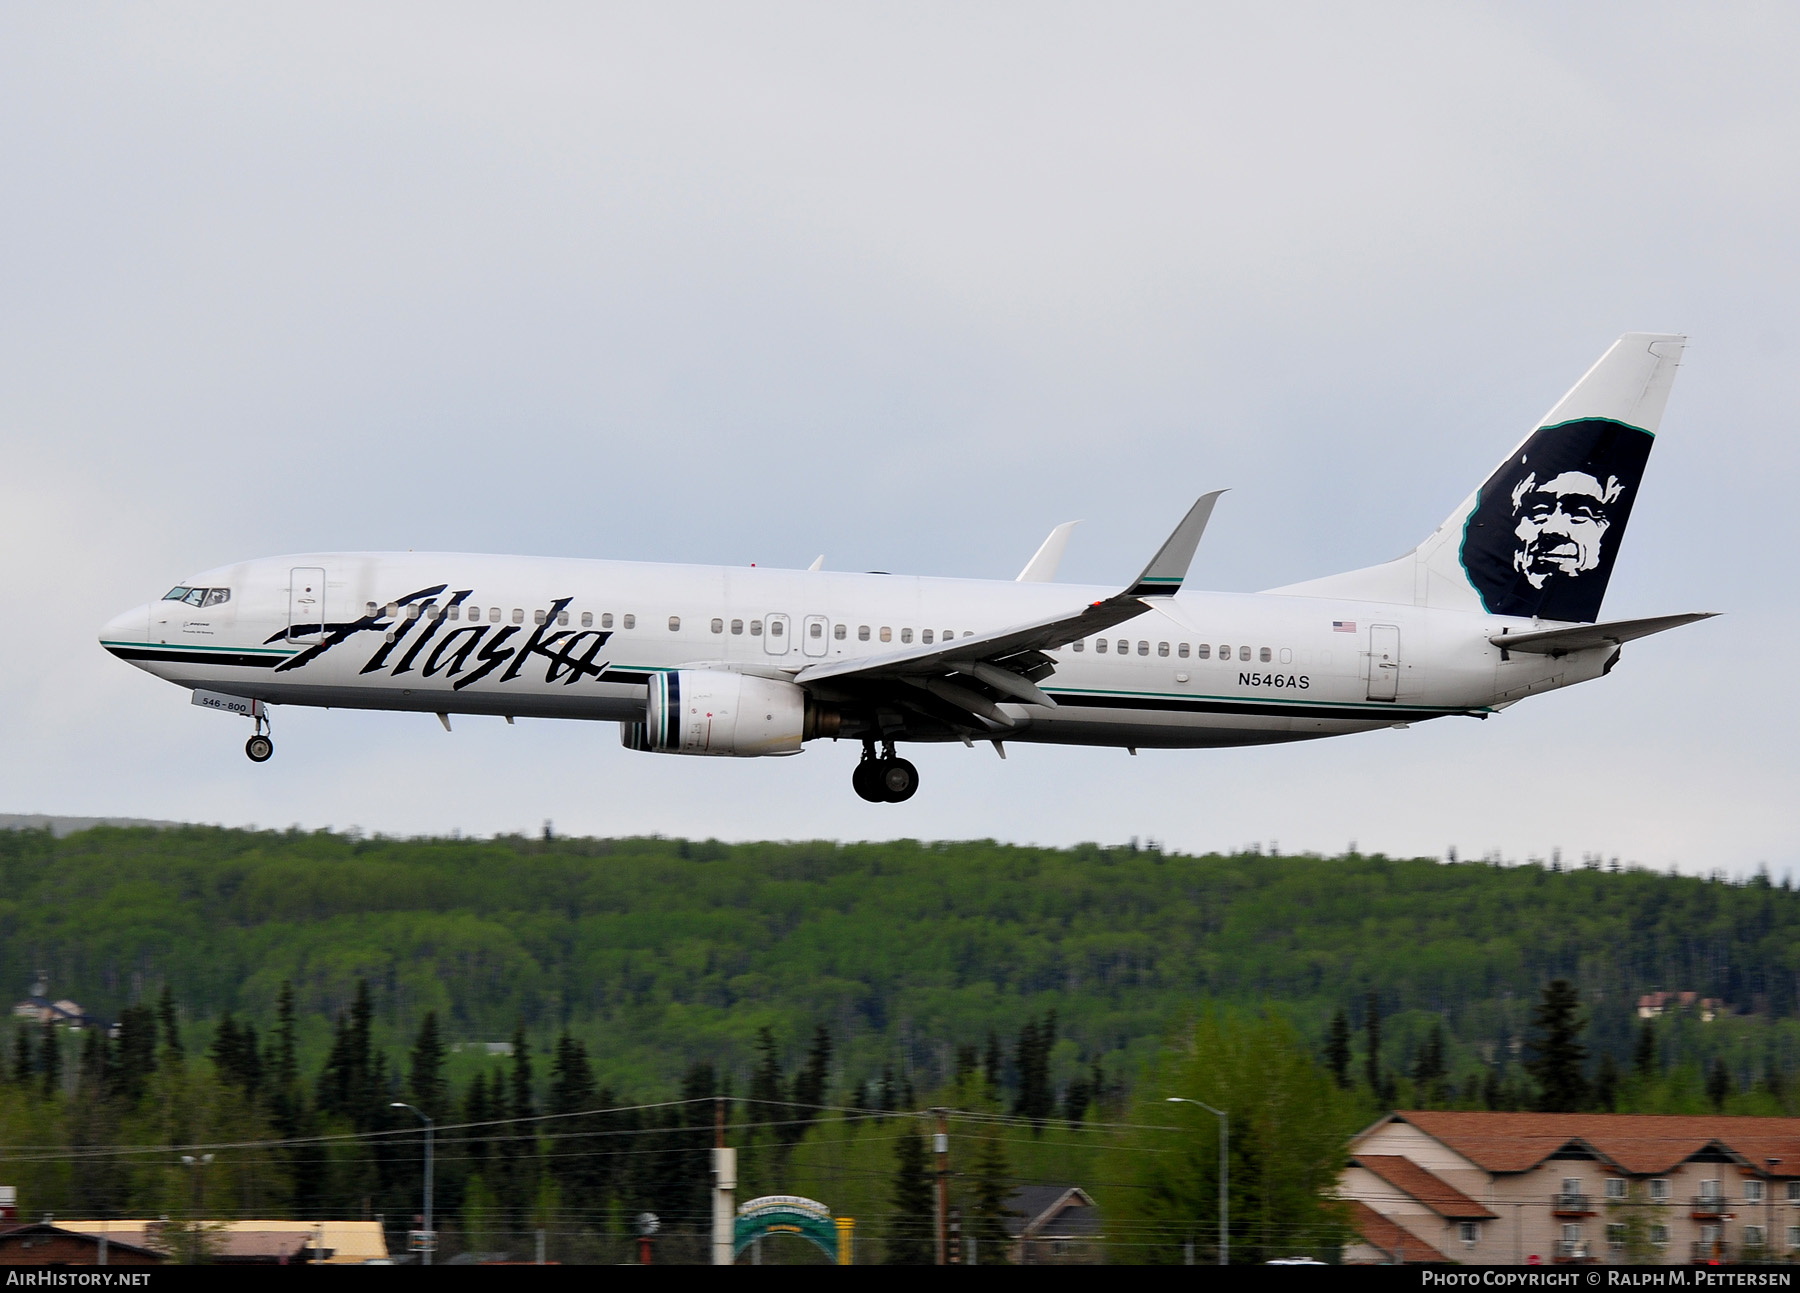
[99,603,149,652]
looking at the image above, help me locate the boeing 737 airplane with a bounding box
[101,333,1713,802]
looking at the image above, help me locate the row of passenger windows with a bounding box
[365,601,982,645]
[1070,639,1291,664]
[363,600,1291,666]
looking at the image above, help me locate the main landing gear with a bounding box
[853,741,918,803]
[245,707,273,763]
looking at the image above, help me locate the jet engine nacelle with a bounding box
[623,670,838,757]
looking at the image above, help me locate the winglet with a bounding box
[1016,521,1080,582]
[1123,491,1225,597]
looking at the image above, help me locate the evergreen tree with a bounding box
[1412,1024,1447,1104]
[1593,1053,1619,1111]
[748,1027,785,1128]
[878,1065,896,1115]
[886,1128,936,1264]
[464,1067,493,1171]
[1706,1058,1732,1111]
[10,1024,31,1087]
[1325,1009,1351,1089]
[1363,991,1382,1098]
[1525,979,1589,1112]
[1062,1070,1093,1124]
[157,984,183,1058]
[787,1024,832,1143]
[954,1044,979,1087]
[109,1005,156,1103]
[38,1019,59,1098]
[967,1132,1014,1264]
[983,1030,1002,1090]
[409,1011,447,1118]
[1012,1011,1056,1126]
[271,982,299,1090]
[1633,1020,1658,1080]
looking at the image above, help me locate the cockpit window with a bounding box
[166,586,230,607]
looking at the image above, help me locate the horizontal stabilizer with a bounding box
[1491,612,1716,657]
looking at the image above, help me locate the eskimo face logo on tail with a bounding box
[1460,418,1653,623]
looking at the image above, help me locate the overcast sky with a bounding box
[3,4,1795,875]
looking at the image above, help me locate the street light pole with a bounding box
[1167,1098,1229,1266]
[391,1103,435,1265]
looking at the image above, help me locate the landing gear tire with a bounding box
[852,757,886,802]
[880,757,919,803]
[245,734,273,763]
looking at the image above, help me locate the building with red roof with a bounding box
[1341,1112,1800,1265]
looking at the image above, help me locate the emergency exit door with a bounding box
[1366,624,1400,701]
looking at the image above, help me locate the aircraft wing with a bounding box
[1490,611,1717,657]
[793,492,1224,729]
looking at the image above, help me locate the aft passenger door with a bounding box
[288,567,326,641]
[1366,624,1400,701]
[763,612,790,656]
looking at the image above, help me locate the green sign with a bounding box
[734,1195,839,1262]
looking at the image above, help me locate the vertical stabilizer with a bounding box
[1270,333,1684,623]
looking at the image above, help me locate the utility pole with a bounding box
[390,1103,435,1265]
[933,1110,949,1266]
[712,1095,737,1266]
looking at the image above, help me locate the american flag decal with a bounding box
[1332,620,1356,633]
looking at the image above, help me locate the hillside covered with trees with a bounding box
[3,825,1796,1100]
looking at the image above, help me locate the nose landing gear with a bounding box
[852,741,918,803]
[244,707,273,763]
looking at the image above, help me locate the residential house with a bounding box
[1342,1112,1799,1265]
[1003,1186,1103,1264]
[0,1223,164,1266]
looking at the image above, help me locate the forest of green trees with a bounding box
[1,825,1797,1262]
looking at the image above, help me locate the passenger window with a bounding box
[770,620,783,637]
[810,621,822,638]
[943,629,953,640]
[1117,640,1129,654]
[858,625,870,641]
[203,588,231,607]
[901,628,913,643]
[1157,642,1169,656]
[448,605,461,621]
[512,608,524,624]
[750,620,762,636]
[834,623,846,640]
[1137,641,1148,656]
[1196,644,1210,659]
[425,606,440,621]
[711,618,724,634]
[1259,647,1271,663]
[1279,648,1292,664]
[731,619,744,635]
[534,609,547,625]
[1178,643,1189,658]
[1239,645,1250,661]
[921,629,933,644]
[1072,640,1084,652]
[366,601,380,616]
[557,611,569,627]
[581,612,593,628]
[622,614,636,630]
[668,616,681,631]
[1217,644,1228,658]
[1096,639,1107,653]
[485,608,498,623]
[601,613,614,629]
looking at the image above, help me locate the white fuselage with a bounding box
[99,552,1607,750]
